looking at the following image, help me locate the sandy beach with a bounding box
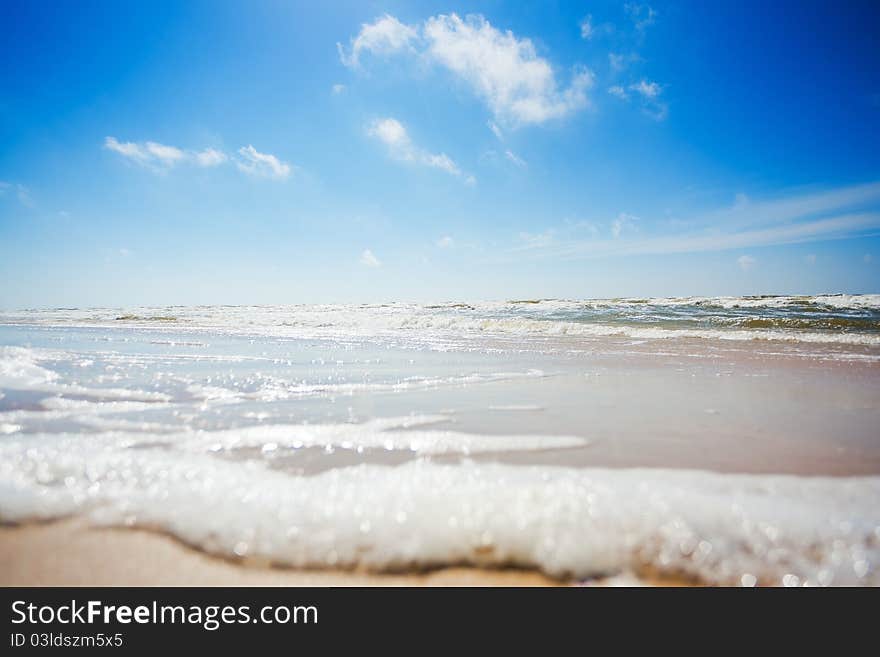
[1,299,879,587]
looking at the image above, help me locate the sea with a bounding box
[1,294,879,585]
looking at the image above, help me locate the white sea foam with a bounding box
[488,405,545,412]
[0,346,172,402]
[0,346,59,388]
[361,314,880,346]
[579,294,880,310]
[0,431,877,585]
[3,296,878,347]
[14,415,587,456]
[233,370,550,402]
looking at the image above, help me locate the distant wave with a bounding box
[2,294,879,348]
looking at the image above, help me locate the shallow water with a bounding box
[1,296,879,585]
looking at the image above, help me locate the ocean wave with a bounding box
[2,295,880,348]
[579,294,880,310]
[384,315,880,345]
[0,346,172,402]
[1,431,877,585]
[176,415,587,455]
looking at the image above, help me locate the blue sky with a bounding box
[1,0,879,308]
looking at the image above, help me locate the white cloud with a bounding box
[332,83,346,94]
[144,141,185,166]
[625,3,657,32]
[579,15,593,40]
[609,52,639,73]
[737,255,756,271]
[360,248,381,267]
[631,80,667,119]
[105,137,149,163]
[488,120,503,139]
[422,152,461,175]
[520,213,880,260]
[705,181,880,230]
[504,150,527,168]
[194,148,228,167]
[338,14,418,67]
[630,79,661,98]
[436,236,455,248]
[235,145,292,180]
[607,80,667,120]
[106,137,233,172]
[367,117,471,181]
[342,13,593,127]
[368,117,410,151]
[518,229,556,248]
[509,182,880,260]
[611,212,639,238]
[104,137,185,169]
[424,14,593,126]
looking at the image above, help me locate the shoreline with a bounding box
[0,518,566,587]
[2,312,877,588]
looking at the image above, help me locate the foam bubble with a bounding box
[0,433,877,585]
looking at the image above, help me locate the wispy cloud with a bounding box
[0,181,33,207]
[579,15,594,40]
[737,254,756,271]
[630,79,661,98]
[510,182,880,260]
[194,148,228,167]
[611,212,639,238]
[105,137,242,173]
[607,79,667,120]
[504,150,527,168]
[436,235,455,248]
[105,137,184,170]
[703,182,880,230]
[625,3,657,33]
[359,248,381,267]
[337,14,418,68]
[236,145,292,180]
[105,137,288,179]
[367,117,472,182]
[517,229,556,248]
[608,52,640,73]
[341,13,593,127]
